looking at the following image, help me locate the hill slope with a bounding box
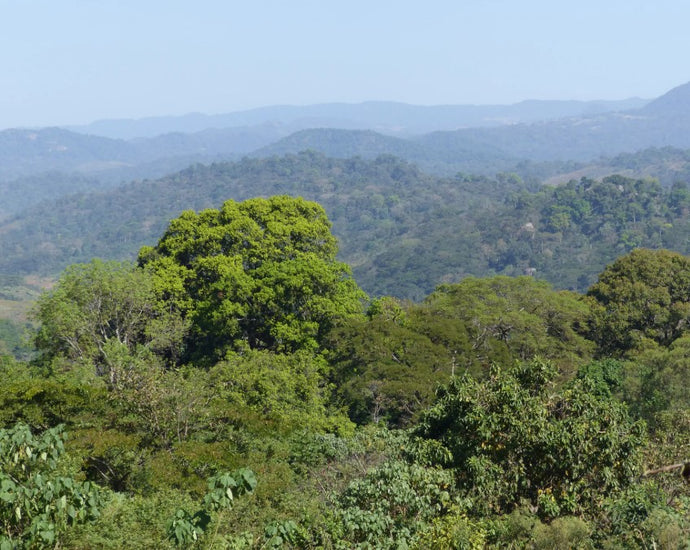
[2,153,690,299]
[0,154,513,299]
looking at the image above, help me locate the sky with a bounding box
[1,0,688,129]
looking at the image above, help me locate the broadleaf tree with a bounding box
[587,248,690,356]
[138,196,367,362]
[411,359,647,517]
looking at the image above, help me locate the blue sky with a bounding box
[1,0,688,128]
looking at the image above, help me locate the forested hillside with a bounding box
[0,153,515,300]
[4,95,690,547]
[4,152,690,300]
[367,173,690,295]
[1,197,689,548]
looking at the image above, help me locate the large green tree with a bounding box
[138,196,366,362]
[587,248,690,355]
[411,359,646,518]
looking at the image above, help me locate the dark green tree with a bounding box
[625,335,690,421]
[421,276,594,374]
[327,312,453,426]
[412,359,646,517]
[587,248,690,355]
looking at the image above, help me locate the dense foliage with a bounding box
[328,277,592,426]
[2,193,690,547]
[138,195,366,361]
[413,360,646,517]
[8,153,690,302]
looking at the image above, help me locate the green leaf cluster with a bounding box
[0,423,104,548]
[412,359,646,517]
[167,468,257,547]
[139,195,366,361]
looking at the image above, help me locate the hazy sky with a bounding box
[1,0,688,128]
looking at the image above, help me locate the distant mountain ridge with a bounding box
[3,81,690,219]
[257,82,690,165]
[66,98,649,139]
[0,125,276,181]
[639,81,690,116]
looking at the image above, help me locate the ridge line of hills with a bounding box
[64,96,649,140]
[1,81,689,191]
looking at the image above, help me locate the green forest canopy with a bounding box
[7,153,690,302]
[2,196,690,547]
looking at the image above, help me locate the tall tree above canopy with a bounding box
[587,248,690,356]
[138,196,366,361]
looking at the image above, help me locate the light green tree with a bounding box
[138,196,366,362]
[31,259,174,372]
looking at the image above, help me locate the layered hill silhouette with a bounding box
[261,82,690,164]
[66,97,648,139]
[2,81,690,220]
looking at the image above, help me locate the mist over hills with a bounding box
[66,97,648,140]
[2,81,690,221]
